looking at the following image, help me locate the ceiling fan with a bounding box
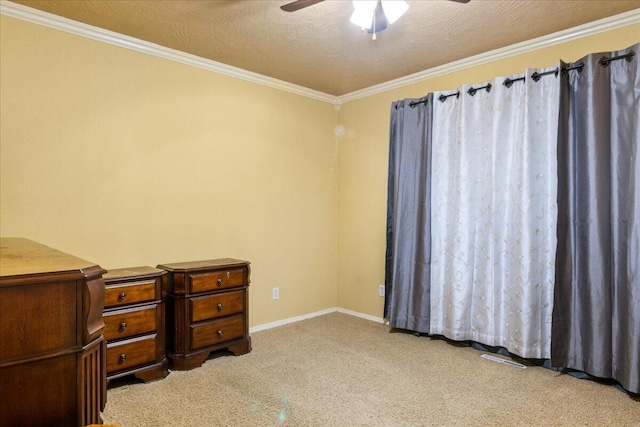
[281,0,470,13]
[281,0,471,37]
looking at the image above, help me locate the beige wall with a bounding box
[0,16,339,327]
[2,13,638,327]
[337,24,640,317]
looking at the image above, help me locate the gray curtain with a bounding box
[384,95,432,333]
[552,44,639,394]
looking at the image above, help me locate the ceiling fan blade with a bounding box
[448,0,471,3]
[280,0,325,12]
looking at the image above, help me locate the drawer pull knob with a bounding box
[118,292,126,301]
[119,354,127,362]
[217,278,223,286]
[217,330,223,338]
[217,303,224,312]
[119,322,127,331]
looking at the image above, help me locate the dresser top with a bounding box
[0,238,97,278]
[103,266,165,281]
[157,258,249,272]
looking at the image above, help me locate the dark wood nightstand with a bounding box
[103,266,169,383]
[157,258,251,370]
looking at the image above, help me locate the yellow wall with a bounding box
[2,12,638,326]
[0,15,339,327]
[337,24,640,317]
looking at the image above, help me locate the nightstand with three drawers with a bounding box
[157,258,251,370]
[103,267,169,382]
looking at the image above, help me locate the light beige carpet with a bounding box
[103,312,639,426]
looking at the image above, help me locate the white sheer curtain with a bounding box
[429,67,560,358]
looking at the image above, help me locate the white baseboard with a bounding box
[249,308,337,333]
[336,307,385,324]
[249,307,384,333]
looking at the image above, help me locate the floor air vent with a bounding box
[481,354,526,369]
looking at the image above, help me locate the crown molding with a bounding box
[0,0,339,105]
[339,8,640,103]
[2,1,638,106]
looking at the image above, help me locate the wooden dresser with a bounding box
[103,267,169,383]
[0,238,106,427]
[157,259,251,370]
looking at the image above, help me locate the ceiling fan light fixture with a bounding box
[381,1,409,24]
[350,0,409,35]
[350,0,377,29]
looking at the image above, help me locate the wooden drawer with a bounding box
[190,315,244,350]
[190,290,244,323]
[104,280,157,308]
[106,335,157,374]
[189,268,245,293]
[103,305,157,341]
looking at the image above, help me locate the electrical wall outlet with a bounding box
[379,285,385,297]
[272,287,280,300]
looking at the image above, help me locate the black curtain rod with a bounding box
[531,69,559,82]
[409,50,635,105]
[562,63,585,73]
[600,50,635,66]
[530,52,635,81]
[405,92,460,104]
[530,63,584,80]
[438,92,460,103]
[468,83,492,96]
[503,76,525,88]
[409,98,429,107]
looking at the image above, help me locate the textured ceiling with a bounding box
[9,0,640,96]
